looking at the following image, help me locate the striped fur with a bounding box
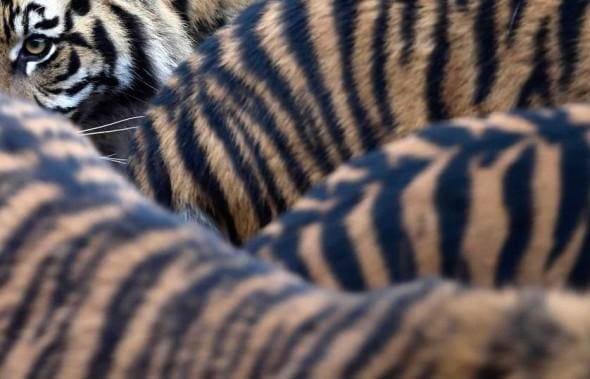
[246,105,590,291]
[0,0,253,155]
[130,0,590,244]
[5,94,590,378]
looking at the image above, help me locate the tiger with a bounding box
[245,104,590,292]
[4,94,590,379]
[129,0,590,245]
[0,0,254,157]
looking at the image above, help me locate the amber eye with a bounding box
[23,37,48,56]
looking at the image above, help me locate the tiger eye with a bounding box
[24,38,47,56]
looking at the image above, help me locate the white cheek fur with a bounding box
[9,43,22,62]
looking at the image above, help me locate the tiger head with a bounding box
[0,0,193,130]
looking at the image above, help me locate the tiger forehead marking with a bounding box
[0,0,192,127]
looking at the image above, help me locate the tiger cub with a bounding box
[246,104,590,291]
[130,0,590,244]
[0,0,254,156]
[3,93,590,378]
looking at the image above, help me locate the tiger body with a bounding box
[130,0,590,244]
[4,94,590,378]
[246,105,590,291]
[0,0,254,156]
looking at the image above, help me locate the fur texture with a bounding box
[130,0,590,244]
[246,104,590,291]
[3,94,590,378]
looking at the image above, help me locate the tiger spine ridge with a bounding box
[246,105,590,291]
[130,0,590,244]
[4,94,590,378]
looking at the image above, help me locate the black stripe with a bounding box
[54,49,80,83]
[204,287,307,376]
[85,252,178,379]
[290,301,374,376]
[196,76,274,231]
[191,14,228,43]
[318,199,368,290]
[516,18,552,107]
[0,256,55,366]
[543,120,590,268]
[2,5,14,41]
[265,306,339,374]
[140,118,173,208]
[567,224,590,288]
[64,80,90,96]
[224,107,289,217]
[246,210,315,280]
[60,32,91,48]
[333,0,379,150]
[426,125,523,280]
[557,0,590,89]
[434,143,471,278]
[249,324,286,377]
[171,0,189,24]
[64,9,73,31]
[34,16,58,30]
[371,155,430,283]
[91,20,117,70]
[110,4,158,100]
[48,103,77,114]
[494,145,535,286]
[70,0,90,15]
[174,104,240,243]
[23,2,43,35]
[342,280,440,376]
[372,0,396,128]
[473,0,498,105]
[426,0,451,121]
[27,215,170,379]
[282,0,352,162]
[420,125,475,279]
[8,5,19,33]
[234,2,333,176]
[400,0,417,65]
[198,38,311,196]
[129,263,277,377]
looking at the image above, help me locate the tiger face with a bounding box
[0,0,193,127]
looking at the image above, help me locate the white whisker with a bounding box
[82,126,139,136]
[506,1,522,38]
[99,156,128,164]
[78,115,145,134]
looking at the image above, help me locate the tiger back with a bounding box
[130,0,590,244]
[246,104,590,291]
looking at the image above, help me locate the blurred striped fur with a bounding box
[246,105,590,291]
[5,94,590,378]
[130,0,590,244]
